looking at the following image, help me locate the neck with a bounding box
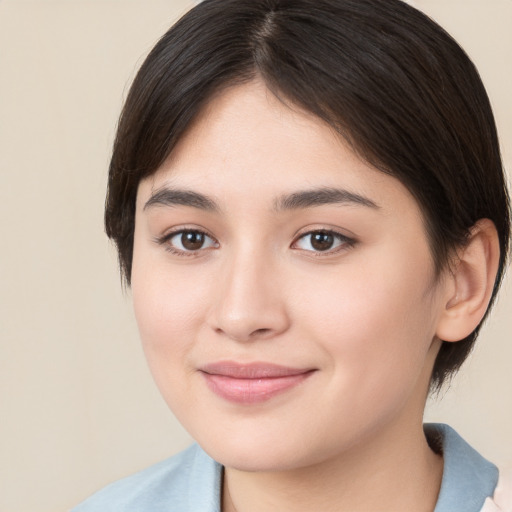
[222,418,443,512]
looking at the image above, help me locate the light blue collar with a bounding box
[186,444,222,512]
[427,423,498,512]
[74,423,497,512]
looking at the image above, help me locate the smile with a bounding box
[199,362,316,404]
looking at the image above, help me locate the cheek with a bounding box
[293,253,438,395]
[131,265,212,417]
[132,273,208,351]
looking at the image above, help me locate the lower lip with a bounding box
[201,371,314,404]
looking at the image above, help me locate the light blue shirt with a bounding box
[72,423,498,512]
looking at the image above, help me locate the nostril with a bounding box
[250,328,272,338]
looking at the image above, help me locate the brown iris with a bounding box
[181,231,205,250]
[310,231,335,251]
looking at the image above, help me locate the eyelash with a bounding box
[155,228,356,258]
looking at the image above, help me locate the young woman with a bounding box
[73,0,511,510]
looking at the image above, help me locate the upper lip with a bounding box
[199,361,314,379]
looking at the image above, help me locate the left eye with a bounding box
[167,230,218,252]
[293,230,351,252]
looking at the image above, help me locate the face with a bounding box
[132,80,448,472]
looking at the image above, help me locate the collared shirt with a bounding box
[426,424,498,512]
[72,423,508,512]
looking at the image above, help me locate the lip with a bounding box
[199,361,315,404]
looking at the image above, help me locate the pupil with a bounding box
[181,232,204,250]
[311,232,334,251]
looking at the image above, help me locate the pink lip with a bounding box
[199,362,315,404]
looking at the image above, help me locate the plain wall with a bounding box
[0,1,510,511]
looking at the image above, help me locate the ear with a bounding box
[436,219,500,342]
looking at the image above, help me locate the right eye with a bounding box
[160,229,218,256]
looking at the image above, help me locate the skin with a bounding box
[131,80,498,511]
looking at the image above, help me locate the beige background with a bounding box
[0,1,510,511]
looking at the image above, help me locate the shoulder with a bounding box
[481,468,512,512]
[71,444,222,512]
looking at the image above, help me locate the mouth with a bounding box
[199,361,316,404]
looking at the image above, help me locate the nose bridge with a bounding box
[208,243,289,342]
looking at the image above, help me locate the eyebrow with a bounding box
[143,186,379,213]
[273,187,379,211]
[144,188,219,212]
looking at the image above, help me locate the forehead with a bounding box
[137,80,422,224]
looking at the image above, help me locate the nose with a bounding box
[206,249,291,342]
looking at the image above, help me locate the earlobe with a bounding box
[436,219,500,343]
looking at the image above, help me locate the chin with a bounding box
[192,423,334,473]
[210,445,307,473]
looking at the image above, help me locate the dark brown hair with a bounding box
[105,0,511,389]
